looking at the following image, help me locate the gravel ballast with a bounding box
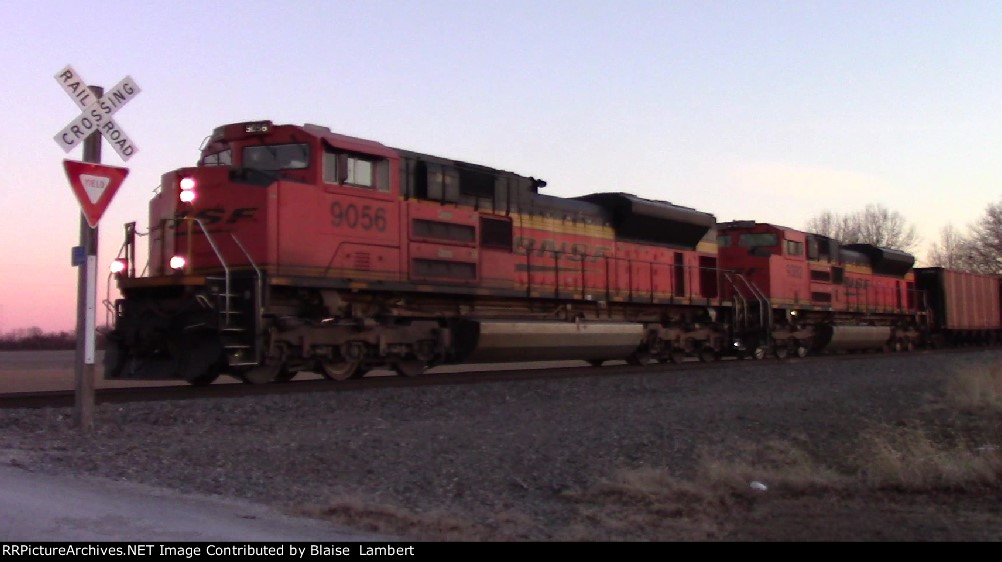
[2,350,1001,540]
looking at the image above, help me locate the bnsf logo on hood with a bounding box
[172,207,259,226]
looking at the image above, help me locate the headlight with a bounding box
[179,177,196,203]
[110,259,127,274]
[169,255,186,270]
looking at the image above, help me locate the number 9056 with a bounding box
[330,202,387,232]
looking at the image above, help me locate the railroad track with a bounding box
[0,347,986,410]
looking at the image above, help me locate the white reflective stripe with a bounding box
[85,256,96,365]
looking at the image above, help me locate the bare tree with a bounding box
[926,225,970,269]
[804,204,920,253]
[805,210,854,242]
[962,200,1002,274]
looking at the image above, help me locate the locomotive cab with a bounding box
[148,121,400,279]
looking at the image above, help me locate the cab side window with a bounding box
[786,240,804,256]
[323,145,389,192]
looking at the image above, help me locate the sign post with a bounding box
[74,96,101,433]
[54,65,139,431]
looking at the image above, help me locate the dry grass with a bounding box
[854,424,1001,490]
[301,422,1002,541]
[566,422,1001,539]
[298,496,542,541]
[945,363,1002,413]
[697,439,845,493]
[299,365,1002,541]
[559,466,730,540]
[298,497,487,541]
[558,440,849,540]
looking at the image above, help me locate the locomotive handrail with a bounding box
[722,272,749,333]
[230,233,263,366]
[733,272,770,337]
[523,248,727,306]
[170,217,234,326]
[229,233,261,280]
[189,218,232,326]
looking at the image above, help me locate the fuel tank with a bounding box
[452,320,645,363]
[814,325,891,351]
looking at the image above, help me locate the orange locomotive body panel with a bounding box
[145,121,722,306]
[717,221,919,316]
[110,121,726,382]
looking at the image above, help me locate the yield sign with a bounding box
[63,160,129,228]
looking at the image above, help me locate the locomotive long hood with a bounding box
[843,244,915,277]
[575,192,715,249]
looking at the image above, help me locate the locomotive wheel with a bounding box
[188,368,220,387]
[752,347,767,360]
[393,359,426,377]
[774,346,789,360]
[320,359,362,381]
[627,352,652,366]
[240,363,282,384]
[587,359,606,367]
[668,349,686,364]
[795,345,809,358]
[697,347,718,362]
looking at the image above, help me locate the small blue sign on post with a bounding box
[71,245,85,267]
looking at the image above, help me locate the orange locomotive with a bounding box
[107,121,728,384]
[716,221,925,358]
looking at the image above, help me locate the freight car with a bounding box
[916,268,1002,345]
[103,120,990,385]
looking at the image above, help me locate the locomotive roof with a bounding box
[300,123,398,158]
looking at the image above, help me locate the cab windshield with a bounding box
[242,143,310,171]
[200,149,232,166]
[738,232,778,248]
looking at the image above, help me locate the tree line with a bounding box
[804,200,1002,274]
[0,328,107,351]
[925,200,1002,273]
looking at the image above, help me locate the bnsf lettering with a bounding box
[330,203,387,232]
[172,207,258,227]
[515,236,610,262]
[845,278,869,289]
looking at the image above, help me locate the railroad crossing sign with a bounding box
[53,65,140,161]
[63,160,129,228]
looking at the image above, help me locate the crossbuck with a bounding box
[53,65,141,161]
